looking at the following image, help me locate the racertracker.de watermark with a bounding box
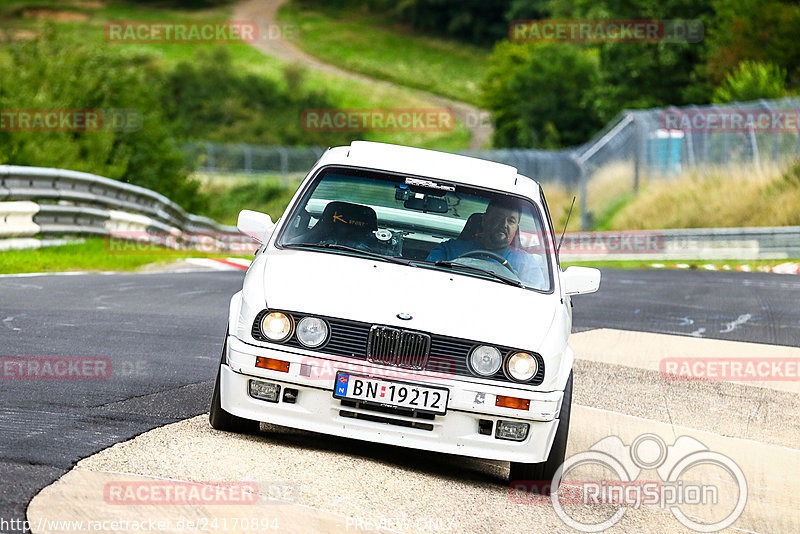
[660,357,800,381]
[104,480,295,505]
[660,109,800,133]
[301,109,456,132]
[509,19,704,43]
[105,232,258,255]
[1,357,111,380]
[105,21,259,43]
[298,357,456,383]
[104,481,257,505]
[0,109,142,132]
[517,230,664,254]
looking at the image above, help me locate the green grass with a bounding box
[0,238,251,274]
[4,234,793,275]
[195,172,303,225]
[0,0,471,150]
[591,191,634,231]
[277,1,490,107]
[607,163,800,230]
[545,160,800,232]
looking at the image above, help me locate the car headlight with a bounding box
[505,352,539,382]
[296,316,328,347]
[260,312,293,342]
[469,345,502,376]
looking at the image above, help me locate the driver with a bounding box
[425,197,546,288]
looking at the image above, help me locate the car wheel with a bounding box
[509,370,573,495]
[209,334,260,434]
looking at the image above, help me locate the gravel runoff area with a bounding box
[29,329,800,533]
[30,415,687,534]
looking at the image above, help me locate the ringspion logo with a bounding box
[511,434,747,532]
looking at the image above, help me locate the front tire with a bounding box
[209,336,260,434]
[509,370,573,495]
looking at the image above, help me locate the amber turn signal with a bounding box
[495,395,530,410]
[255,357,290,373]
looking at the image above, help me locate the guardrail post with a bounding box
[569,154,591,231]
[631,112,640,195]
[748,126,761,173]
[579,169,590,231]
[205,142,215,173]
[796,129,800,157]
[278,147,289,187]
[244,144,252,174]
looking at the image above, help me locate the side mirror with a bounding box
[562,266,601,295]
[237,210,275,244]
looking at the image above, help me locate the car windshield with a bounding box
[277,167,554,292]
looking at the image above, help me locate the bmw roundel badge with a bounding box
[396,313,413,320]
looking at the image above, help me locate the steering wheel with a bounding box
[452,249,518,275]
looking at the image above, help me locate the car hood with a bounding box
[262,249,557,351]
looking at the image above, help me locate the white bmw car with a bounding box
[209,141,600,492]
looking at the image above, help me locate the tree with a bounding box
[580,0,716,122]
[705,0,800,89]
[712,60,787,103]
[481,42,601,148]
[0,28,202,210]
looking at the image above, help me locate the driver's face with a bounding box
[481,206,519,251]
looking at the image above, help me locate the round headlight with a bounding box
[296,316,328,347]
[469,345,502,376]
[260,312,293,342]
[505,352,538,382]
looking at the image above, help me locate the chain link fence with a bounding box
[467,97,800,228]
[185,98,800,229]
[183,142,325,176]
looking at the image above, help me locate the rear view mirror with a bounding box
[237,210,275,244]
[404,196,449,213]
[562,266,601,295]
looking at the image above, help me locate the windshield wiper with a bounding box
[429,260,524,288]
[282,243,413,266]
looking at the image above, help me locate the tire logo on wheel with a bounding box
[550,433,748,532]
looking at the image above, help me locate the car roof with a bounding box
[315,141,541,198]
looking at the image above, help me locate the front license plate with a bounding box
[333,372,449,415]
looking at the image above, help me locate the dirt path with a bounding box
[233,0,493,150]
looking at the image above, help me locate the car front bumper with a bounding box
[220,335,566,464]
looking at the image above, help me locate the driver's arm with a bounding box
[426,240,452,262]
[513,254,547,289]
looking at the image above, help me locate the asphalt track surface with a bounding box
[1,268,798,533]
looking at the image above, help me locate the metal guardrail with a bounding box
[1,165,798,261]
[0,165,236,243]
[559,227,800,262]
